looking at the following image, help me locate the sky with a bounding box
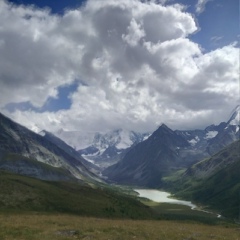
[0,0,239,134]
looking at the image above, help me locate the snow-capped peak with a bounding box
[54,128,150,152]
[92,129,148,150]
[115,130,133,149]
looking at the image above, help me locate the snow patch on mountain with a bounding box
[30,125,41,133]
[236,126,239,133]
[205,131,218,139]
[38,130,46,137]
[81,155,99,165]
[115,132,133,149]
[143,134,151,141]
[188,136,200,146]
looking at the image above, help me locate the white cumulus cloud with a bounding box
[0,0,238,134]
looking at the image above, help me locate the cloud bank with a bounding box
[0,0,238,133]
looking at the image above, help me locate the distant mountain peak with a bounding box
[156,123,172,133]
[160,123,168,128]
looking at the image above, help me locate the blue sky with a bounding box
[5,81,79,113]
[190,0,239,51]
[1,0,239,133]
[8,0,86,14]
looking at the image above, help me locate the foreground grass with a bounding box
[0,213,239,240]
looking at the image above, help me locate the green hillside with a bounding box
[170,141,240,219]
[0,170,225,224]
[0,170,153,219]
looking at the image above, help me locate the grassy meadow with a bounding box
[0,170,239,239]
[0,213,239,240]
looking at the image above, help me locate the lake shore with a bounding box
[134,189,222,218]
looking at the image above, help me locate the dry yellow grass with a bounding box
[0,213,239,240]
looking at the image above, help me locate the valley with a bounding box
[0,171,239,239]
[0,106,239,239]
[0,0,238,238]
[135,189,224,219]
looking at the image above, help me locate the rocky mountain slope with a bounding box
[104,106,239,187]
[0,152,74,181]
[39,130,100,174]
[0,113,100,182]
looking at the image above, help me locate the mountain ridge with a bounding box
[0,113,100,183]
[103,106,240,187]
[56,128,150,169]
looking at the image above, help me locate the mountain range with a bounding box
[0,105,239,188]
[56,128,150,169]
[103,106,240,187]
[0,106,239,219]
